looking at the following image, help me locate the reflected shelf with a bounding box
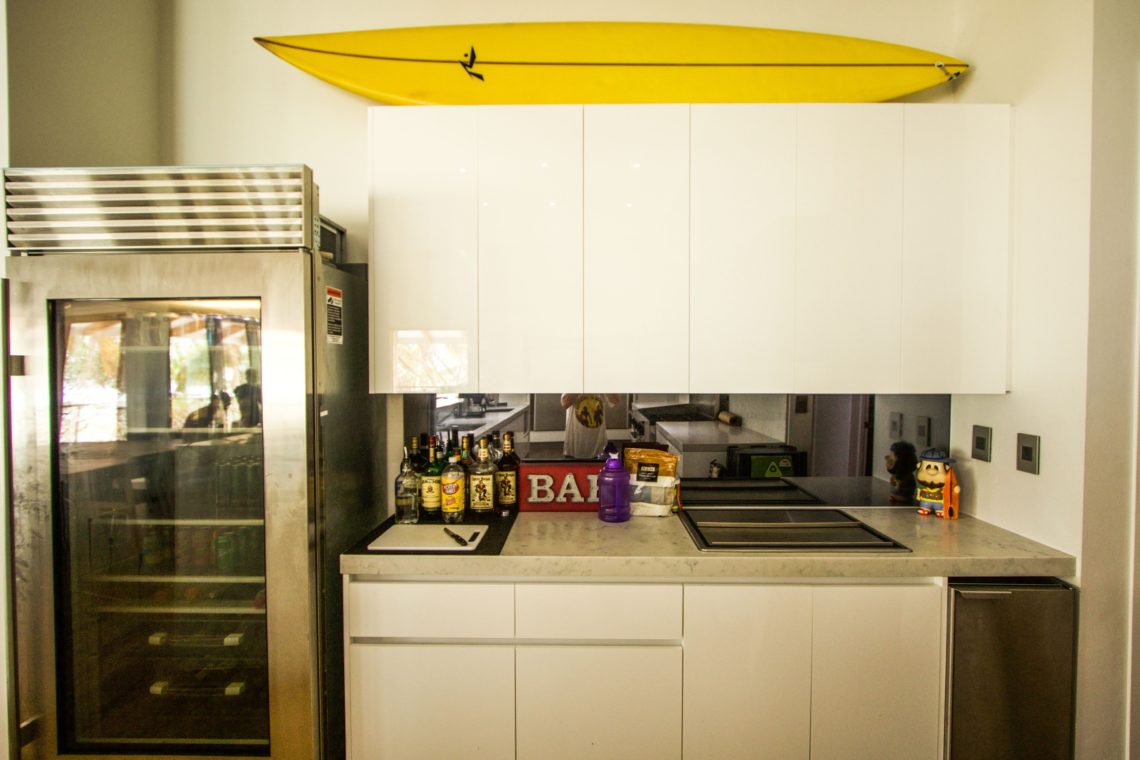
[94,517,265,526]
[93,574,266,584]
[94,601,267,615]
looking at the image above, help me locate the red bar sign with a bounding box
[519,460,601,512]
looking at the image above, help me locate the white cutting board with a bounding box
[367,524,489,552]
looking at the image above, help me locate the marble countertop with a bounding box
[655,421,783,451]
[341,508,1075,580]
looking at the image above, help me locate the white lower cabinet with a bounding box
[516,646,682,760]
[683,585,813,760]
[683,582,944,760]
[810,584,944,760]
[345,580,944,760]
[348,644,515,760]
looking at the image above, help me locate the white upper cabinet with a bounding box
[902,104,1011,393]
[583,105,689,392]
[795,105,905,393]
[369,108,478,393]
[690,105,797,392]
[369,104,1010,394]
[477,106,584,392]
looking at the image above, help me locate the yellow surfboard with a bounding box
[255,22,968,105]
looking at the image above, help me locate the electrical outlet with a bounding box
[1017,433,1041,474]
[916,416,932,447]
[889,412,903,441]
[972,425,992,462]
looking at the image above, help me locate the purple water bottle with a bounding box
[597,452,631,523]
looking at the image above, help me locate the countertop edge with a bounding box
[341,510,1076,581]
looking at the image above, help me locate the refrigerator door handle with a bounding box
[18,715,40,748]
[3,277,22,760]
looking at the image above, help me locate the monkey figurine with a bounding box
[915,448,960,519]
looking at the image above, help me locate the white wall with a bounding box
[726,394,787,440]
[1085,0,1139,754]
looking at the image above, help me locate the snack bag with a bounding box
[623,448,680,517]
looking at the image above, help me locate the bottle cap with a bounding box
[603,453,625,470]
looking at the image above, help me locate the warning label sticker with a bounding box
[326,286,343,345]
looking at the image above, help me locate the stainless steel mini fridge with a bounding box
[947,577,1076,760]
[4,165,378,759]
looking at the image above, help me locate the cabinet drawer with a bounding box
[347,581,514,639]
[515,583,682,640]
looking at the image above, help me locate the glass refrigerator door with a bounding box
[53,297,269,754]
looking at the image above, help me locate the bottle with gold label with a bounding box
[469,439,497,516]
[495,431,520,516]
[419,436,443,519]
[440,454,466,524]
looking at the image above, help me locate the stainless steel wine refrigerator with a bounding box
[4,165,378,759]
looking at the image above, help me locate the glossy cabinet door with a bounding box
[690,105,797,392]
[516,646,682,760]
[683,585,812,760]
[348,644,515,760]
[902,104,1011,392]
[583,104,689,391]
[795,104,905,392]
[478,106,584,392]
[810,584,944,760]
[370,108,478,393]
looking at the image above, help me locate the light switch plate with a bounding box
[972,425,992,462]
[916,416,932,447]
[889,412,903,441]
[1017,433,1040,474]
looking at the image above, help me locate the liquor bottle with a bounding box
[469,440,497,517]
[490,430,504,464]
[408,435,427,473]
[394,447,420,524]
[460,435,475,468]
[440,455,466,524]
[419,437,443,519]
[459,435,475,510]
[495,431,520,516]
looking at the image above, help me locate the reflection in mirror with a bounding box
[402,392,950,477]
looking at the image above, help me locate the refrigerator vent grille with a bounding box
[3,165,316,252]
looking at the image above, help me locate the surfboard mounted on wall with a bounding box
[254,22,968,105]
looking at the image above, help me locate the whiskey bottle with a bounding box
[469,440,497,516]
[408,435,427,473]
[490,431,504,464]
[495,431,520,516]
[419,437,443,519]
[459,434,475,510]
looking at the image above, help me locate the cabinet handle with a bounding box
[955,589,1013,600]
